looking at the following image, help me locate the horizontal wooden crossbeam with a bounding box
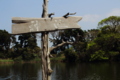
[12,16,82,34]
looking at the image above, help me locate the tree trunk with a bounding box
[42,32,52,80]
[41,0,52,80]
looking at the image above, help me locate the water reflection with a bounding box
[0,62,120,80]
[0,63,42,80]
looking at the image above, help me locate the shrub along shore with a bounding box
[0,58,41,64]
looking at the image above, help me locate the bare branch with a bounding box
[49,54,53,58]
[49,38,56,42]
[48,13,55,18]
[49,40,73,52]
[41,0,48,18]
[63,12,76,18]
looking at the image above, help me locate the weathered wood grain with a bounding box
[12,16,82,34]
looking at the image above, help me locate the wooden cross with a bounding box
[12,16,82,80]
[11,0,82,80]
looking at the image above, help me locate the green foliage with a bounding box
[73,41,87,53]
[98,16,120,26]
[13,56,23,62]
[84,29,100,42]
[0,59,14,62]
[86,32,120,61]
[0,30,11,52]
[86,42,100,54]
[108,51,120,61]
[73,41,88,62]
[98,16,120,33]
[17,33,37,48]
[85,16,120,62]
[22,47,40,60]
[51,55,65,62]
[90,50,108,61]
[87,42,96,49]
[0,52,5,58]
[51,29,85,54]
[12,33,41,60]
[95,33,120,51]
[64,48,78,62]
[0,30,15,58]
[109,51,119,57]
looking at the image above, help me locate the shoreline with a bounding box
[0,59,41,64]
[0,58,120,64]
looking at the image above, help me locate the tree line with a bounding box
[0,16,120,62]
[50,16,120,62]
[0,31,40,61]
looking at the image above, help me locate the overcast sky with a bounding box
[0,0,120,33]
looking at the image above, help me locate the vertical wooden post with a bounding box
[41,0,52,80]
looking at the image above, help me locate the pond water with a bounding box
[0,62,120,80]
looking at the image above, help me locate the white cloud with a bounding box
[82,14,100,22]
[107,8,120,16]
